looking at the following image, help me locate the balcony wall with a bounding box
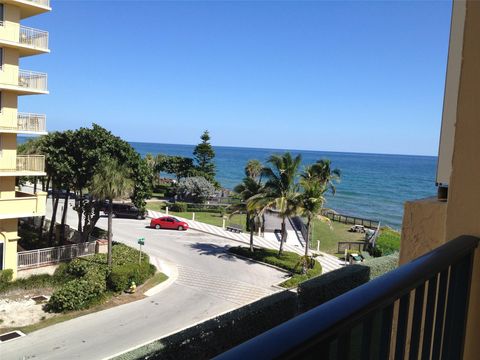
[0,190,46,219]
[400,1,480,359]
[5,0,51,19]
[0,154,45,175]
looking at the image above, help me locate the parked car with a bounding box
[349,224,366,233]
[150,217,188,231]
[102,203,146,219]
[47,189,76,199]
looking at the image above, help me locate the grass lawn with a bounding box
[309,218,365,254]
[229,246,322,288]
[147,203,247,231]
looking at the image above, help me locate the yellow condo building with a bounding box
[0,0,50,278]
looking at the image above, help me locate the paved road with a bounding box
[2,200,287,360]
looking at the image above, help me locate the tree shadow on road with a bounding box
[188,243,238,262]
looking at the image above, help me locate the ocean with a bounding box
[131,142,438,230]
[19,136,436,229]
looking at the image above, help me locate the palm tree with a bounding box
[310,159,341,194]
[249,153,302,256]
[244,159,263,180]
[90,159,134,267]
[298,170,327,273]
[233,177,264,252]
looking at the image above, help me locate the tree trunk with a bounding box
[38,177,49,240]
[107,199,113,267]
[77,189,83,232]
[49,193,60,245]
[249,216,255,252]
[60,188,70,243]
[246,212,251,232]
[303,218,312,274]
[279,217,286,256]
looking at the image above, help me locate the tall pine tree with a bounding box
[193,130,216,183]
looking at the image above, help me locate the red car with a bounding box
[150,216,189,231]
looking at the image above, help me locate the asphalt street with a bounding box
[1,199,287,360]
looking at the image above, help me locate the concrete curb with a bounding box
[144,258,178,297]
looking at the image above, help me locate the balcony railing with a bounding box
[17,112,46,132]
[0,191,46,219]
[18,69,48,92]
[16,155,45,173]
[19,25,49,50]
[218,235,479,360]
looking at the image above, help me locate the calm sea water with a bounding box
[19,136,435,229]
[132,142,438,229]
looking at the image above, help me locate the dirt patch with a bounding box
[0,298,54,328]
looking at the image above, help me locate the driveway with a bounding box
[1,200,287,360]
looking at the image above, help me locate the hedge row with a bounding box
[363,252,399,279]
[297,264,371,313]
[114,290,298,360]
[46,243,155,312]
[0,269,13,291]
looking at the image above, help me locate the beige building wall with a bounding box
[0,1,49,279]
[0,5,21,44]
[0,47,20,86]
[0,218,19,277]
[399,1,480,358]
[0,91,19,129]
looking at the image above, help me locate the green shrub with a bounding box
[169,202,188,212]
[229,247,322,288]
[373,227,400,257]
[46,275,107,312]
[46,243,154,312]
[297,264,370,313]
[363,252,399,279]
[0,269,13,291]
[108,262,156,292]
[114,291,298,360]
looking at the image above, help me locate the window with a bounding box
[0,4,4,25]
[0,48,3,70]
[0,242,3,270]
[0,91,3,113]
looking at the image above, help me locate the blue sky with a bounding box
[20,0,452,155]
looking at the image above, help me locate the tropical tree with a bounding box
[244,159,262,180]
[249,153,302,255]
[193,130,216,183]
[310,159,341,194]
[233,176,264,252]
[89,159,134,267]
[176,176,215,203]
[298,169,328,273]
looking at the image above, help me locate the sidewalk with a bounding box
[147,210,343,273]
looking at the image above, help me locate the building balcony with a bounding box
[0,113,47,134]
[0,69,48,95]
[3,0,51,19]
[0,25,49,56]
[219,236,479,360]
[0,155,45,176]
[0,190,46,220]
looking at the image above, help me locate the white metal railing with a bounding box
[17,112,46,132]
[18,69,48,91]
[15,155,45,172]
[19,25,49,50]
[18,241,96,269]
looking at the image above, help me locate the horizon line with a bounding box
[126,139,438,158]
